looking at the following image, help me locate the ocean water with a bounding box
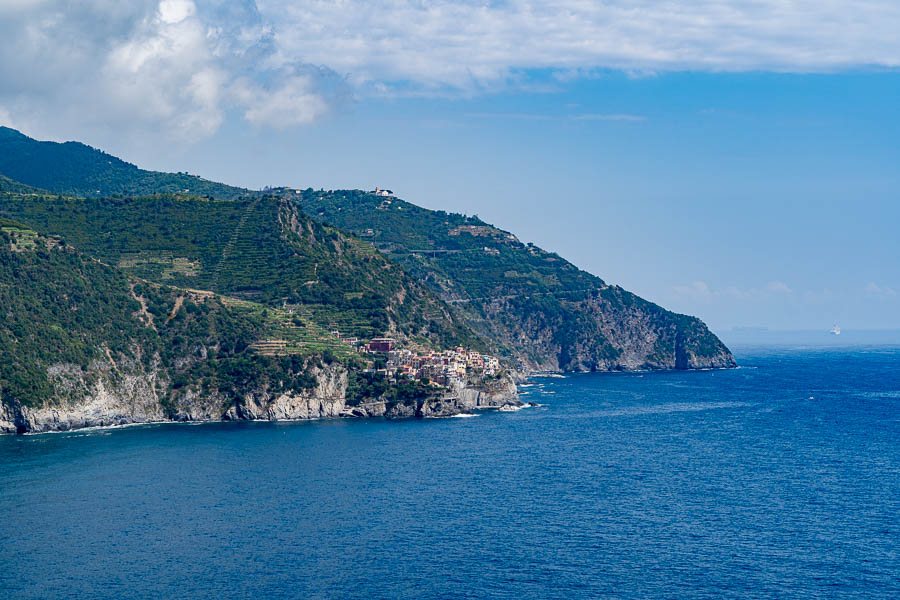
[1,346,898,599]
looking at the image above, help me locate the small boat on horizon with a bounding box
[830,325,841,336]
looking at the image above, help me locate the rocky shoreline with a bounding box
[0,365,523,435]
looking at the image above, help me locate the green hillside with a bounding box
[295,189,734,371]
[0,193,481,351]
[0,219,330,411]
[0,127,248,199]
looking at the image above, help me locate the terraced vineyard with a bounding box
[1,216,40,249]
[221,297,357,359]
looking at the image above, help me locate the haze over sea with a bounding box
[2,345,898,599]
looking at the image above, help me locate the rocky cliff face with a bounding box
[0,365,167,434]
[0,362,519,434]
[482,287,736,372]
[347,376,521,419]
[564,290,735,371]
[220,364,349,422]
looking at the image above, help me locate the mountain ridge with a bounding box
[0,126,248,199]
[0,126,735,375]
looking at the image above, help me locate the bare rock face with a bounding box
[450,376,521,411]
[1,365,166,434]
[224,394,345,421]
[221,365,349,422]
[167,388,227,423]
[482,289,736,373]
[1,363,351,434]
[1,362,523,434]
[568,294,737,372]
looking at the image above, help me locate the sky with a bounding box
[1,0,899,334]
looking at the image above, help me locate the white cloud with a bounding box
[267,0,900,91]
[0,0,345,141]
[0,0,48,13]
[865,282,897,298]
[231,69,333,127]
[1,0,899,140]
[158,0,194,24]
[673,280,713,301]
[99,1,221,138]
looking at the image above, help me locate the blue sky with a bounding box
[1,1,899,333]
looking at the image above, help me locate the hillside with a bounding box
[0,193,481,351]
[0,218,341,430]
[1,218,516,433]
[294,190,735,371]
[0,127,248,199]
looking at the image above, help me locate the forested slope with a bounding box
[0,218,344,429]
[0,193,481,351]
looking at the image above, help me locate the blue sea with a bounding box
[1,346,898,599]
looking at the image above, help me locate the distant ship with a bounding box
[830,325,841,335]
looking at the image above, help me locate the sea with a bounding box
[1,345,898,599]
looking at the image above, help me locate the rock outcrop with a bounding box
[221,364,349,422]
[386,376,521,419]
[478,286,736,372]
[0,362,169,434]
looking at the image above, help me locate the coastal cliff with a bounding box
[482,285,736,372]
[346,376,521,419]
[0,362,520,434]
